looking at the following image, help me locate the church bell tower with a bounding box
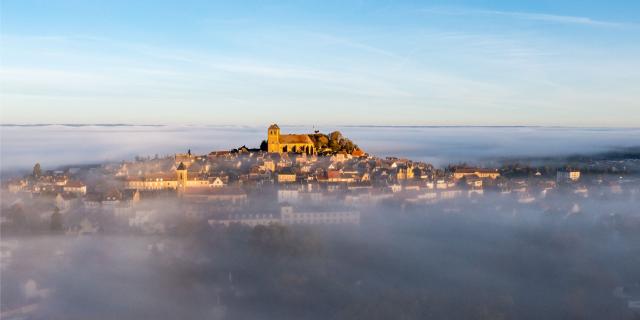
[176,162,187,193]
[267,124,280,153]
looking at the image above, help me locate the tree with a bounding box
[260,140,268,151]
[318,135,329,147]
[32,163,42,179]
[341,139,355,152]
[310,134,330,149]
[50,207,63,232]
[329,140,341,152]
[329,131,342,142]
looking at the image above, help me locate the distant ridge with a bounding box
[343,125,640,129]
[0,124,167,127]
[2,124,638,129]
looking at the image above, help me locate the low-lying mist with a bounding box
[2,125,640,319]
[2,125,639,172]
[2,190,639,319]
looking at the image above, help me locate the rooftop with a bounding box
[279,134,314,144]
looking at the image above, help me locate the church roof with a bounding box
[176,162,187,170]
[279,134,313,144]
[268,124,280,130]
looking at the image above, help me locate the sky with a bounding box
[0,0,639,126]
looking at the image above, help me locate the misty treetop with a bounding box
[307,131,359,154]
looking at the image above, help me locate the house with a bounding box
[351,149,366,157]
[396,164,415,180]
[102,189,122,207]
[440,190,462,200]
[208,150,232,159]
[55,193,77,211]
[209,177,226,188]
[182,187,247,204]
[279,205,360,225]
[436,180,452,189]
[464,176,483,189]
[53,175,68,186]
[6,179,28,193]
[126,173,177,190]
[213,213,279,227]
[261,160,276,172]
[63,181,87,195]
[278,188,300,203]
[185,178,210,188]
[330,152,350,163]
[277,170,297,183]
[326,170,341,182]
[175,151,195,167]
[83,193,103,209]
[295,154,308,165]
[557,169,580,182]
[453,168,500,180]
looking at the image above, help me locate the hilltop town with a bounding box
[1,124,639,236]
[2,124,640,318]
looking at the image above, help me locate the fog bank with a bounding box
[2,125,639,172]
[2,191,640,319]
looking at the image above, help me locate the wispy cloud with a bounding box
[0,34,414,100]
[309,33,399,58]
[423,7,634,28]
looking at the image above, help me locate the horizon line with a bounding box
[2,123,640,130]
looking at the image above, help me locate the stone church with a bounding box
[267,124,316,154]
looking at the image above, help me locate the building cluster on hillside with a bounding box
[2,124,639,235]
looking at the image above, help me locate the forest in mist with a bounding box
[2,191,640,319]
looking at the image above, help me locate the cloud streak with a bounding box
[423,7,635,28]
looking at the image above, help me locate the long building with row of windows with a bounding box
[125,162,225,191]
[212,205,360,227]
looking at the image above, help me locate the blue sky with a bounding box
[1,0,639,126]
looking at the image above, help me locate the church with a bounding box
[267,124,316,154]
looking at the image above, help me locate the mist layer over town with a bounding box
[1,126,640,319]
[2,194,640,319]
[3,0,640,317]
[2,125,639,172]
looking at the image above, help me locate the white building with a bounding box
[211,213,279,227]
[279,205,360,225]
[557,169,580,182]
[212,205,360,227]
[63,181,87,195]
[278,189,300,204]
